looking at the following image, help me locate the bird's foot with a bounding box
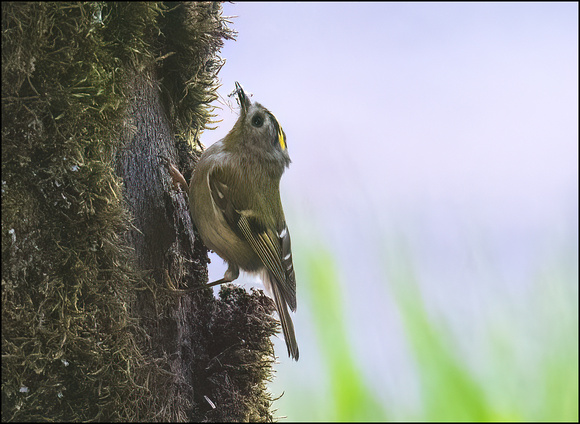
[158,155,189,192]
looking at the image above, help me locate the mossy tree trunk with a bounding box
[2,2,278,422]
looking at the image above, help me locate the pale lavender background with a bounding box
[199,2,578,420]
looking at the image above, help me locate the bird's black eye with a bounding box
[251,114,264,128]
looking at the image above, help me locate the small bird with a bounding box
[171,82,298,360]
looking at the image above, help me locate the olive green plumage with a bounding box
[189,83,299,360]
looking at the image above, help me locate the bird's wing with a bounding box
[208,167,297,311]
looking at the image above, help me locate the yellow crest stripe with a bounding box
[278,126,286,150]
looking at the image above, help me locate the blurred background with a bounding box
[202,2,578,421]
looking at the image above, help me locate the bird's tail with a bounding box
[261,270,299,360]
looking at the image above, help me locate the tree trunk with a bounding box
[2,2,279,421]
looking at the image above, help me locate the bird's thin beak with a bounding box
[234,81,251,113]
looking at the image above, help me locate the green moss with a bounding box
[1,2,158,421]
[158,1,236,149]
[204,285,278,422]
